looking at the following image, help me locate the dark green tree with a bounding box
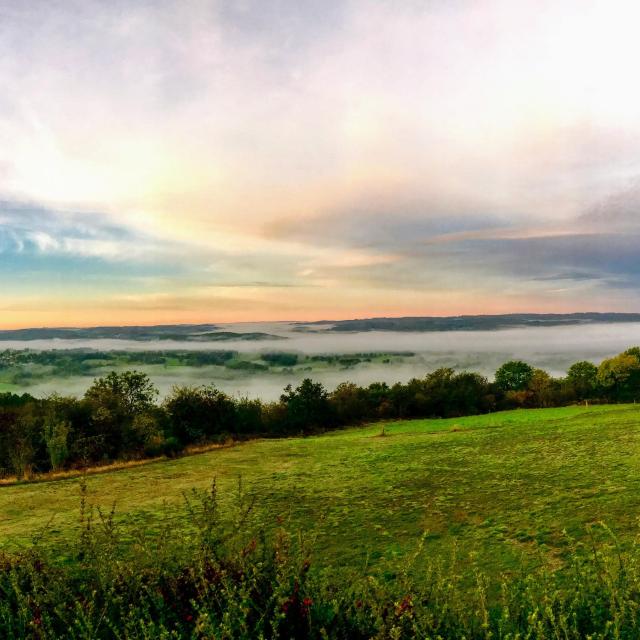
[330,382,368,425]
[449,371,493,416]
[84,371,159,458]
[164,385,235,444]
[6,407,39,479]
[234,397,264,434]
[85,371,158,415]
[566,361,598,399]
[280,378,332,432]
[494,361,535,392]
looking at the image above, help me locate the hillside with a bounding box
[0,325,284,341]
[299,312,640,332]
[3,404,640,580]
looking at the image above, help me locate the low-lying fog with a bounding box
[7,322,640,401]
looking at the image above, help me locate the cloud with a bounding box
[0,200,169,262]
[264,196,508,253]
[2,1,640,324]
[579,181,640,230]
[260,191,640,303]
[4,0,640,233]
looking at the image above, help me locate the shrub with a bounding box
[3,483,640,638]
[43,419,70,471]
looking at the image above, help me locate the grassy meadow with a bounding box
[3,403,640,582]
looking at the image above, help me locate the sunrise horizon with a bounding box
[4,309,640,332]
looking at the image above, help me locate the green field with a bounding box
[3,404,640,580]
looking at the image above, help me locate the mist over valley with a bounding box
[4,317,640,400]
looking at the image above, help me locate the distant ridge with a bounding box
[3,314,640,340]
[297,313,640,332]
[0,325,284,342]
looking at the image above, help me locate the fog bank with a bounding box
[8,322,640,401]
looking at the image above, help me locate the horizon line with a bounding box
[3,311,640,332]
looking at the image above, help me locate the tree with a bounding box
[566,361,598,399]
[423,368,460,416]
[130,412,165,455]
[234,397,264,435]
[164,385,235,444]
[389,381,416,418]
[449,372,493,415]
[330,382,368,425]
[7,409,38,480]
[597,354,640,401]
[495,361,534,392]
[43,418,70,471]
[84,371,159,459]
[280,379,332,432]
[527,369,556,407]
[365,382,393,419]
[85,371,158,415]
[41,393,77,471]
[624,346,640,361]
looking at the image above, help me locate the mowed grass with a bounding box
[2,404,640,579]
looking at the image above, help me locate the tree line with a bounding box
[2,347,640,479]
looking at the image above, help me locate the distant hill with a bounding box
[0,325,285,342]
[4,313,640,340]
[298,313,640,332]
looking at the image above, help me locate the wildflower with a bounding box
[395,595,413,616]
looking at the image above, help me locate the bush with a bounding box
[2,482,640,639]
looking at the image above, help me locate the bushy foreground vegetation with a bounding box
[3,405,640,638]
[3,479,640,639]
[2,347,640,478]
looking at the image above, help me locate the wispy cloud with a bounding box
[0,201,170,262]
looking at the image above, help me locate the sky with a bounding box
[2,0,640,327]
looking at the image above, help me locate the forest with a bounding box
[2,347,639,479]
